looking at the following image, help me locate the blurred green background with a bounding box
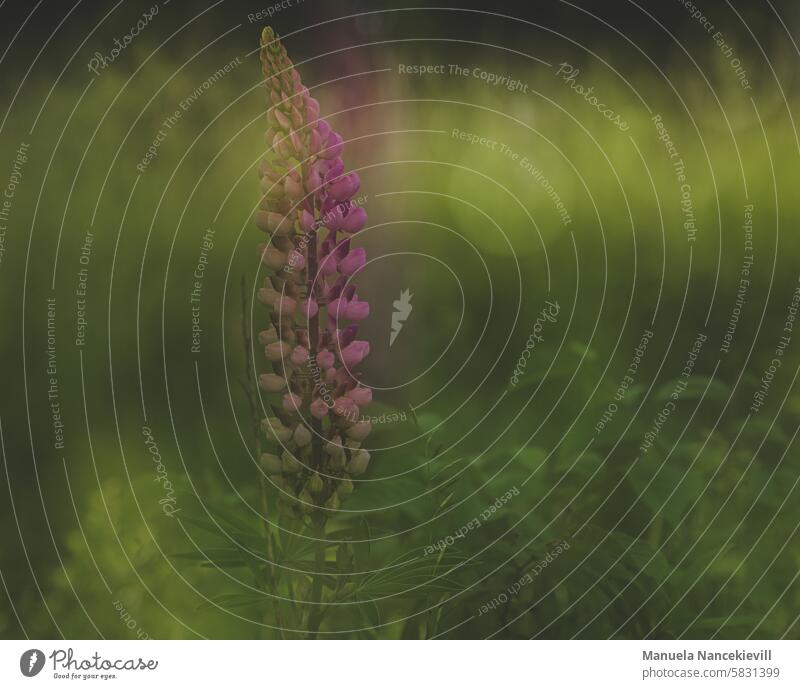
[1,0,800,639]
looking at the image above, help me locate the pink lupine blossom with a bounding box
[338,248,366,276]
[310,398,329,420]
[256,27,372,515]
[346,386,372,406]
[340,341,370,367]
[343,297,370,321]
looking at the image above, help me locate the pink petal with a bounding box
[341,340,370,367]
[346,386,372,406]
[343,299,369,321]
[310,397,329,419]
[341,206,366,233]
[339,248,366,276]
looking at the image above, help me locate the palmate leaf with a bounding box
[276,524,366,567]
[352,518,371,567]
[171,546,263,570]
[358,599,382,631]
[511,526,674,635]
[172,548,245,567]
[176,492,268,550]
[192,495,264,537]
[347,548,472,600]
[173,497,271,582]
[197,591,273,612]
[430,455,465,485]
[176,513,267,554]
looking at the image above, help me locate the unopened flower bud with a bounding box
[259,244,287,271]
[346,386,372,406]
[298,489,314,513]
[284,174,304,200]
[329,453,346,471]
[259,373,287,393]
[255,211,291,235]
[337,477,354,497]
[269,474,288,491]
[287,250,305,271]
[324,492,341,510]
[289,130,306,155]
[305,96,320,122]
[275,295,297,316]
[258,327,279,345]
[290,105,303,128]
[310,397,329,420]
[305,164,323,194]
[308,128,323,155]
[316,349,335,369]
[259,178,284,200]
[346,421,372,441]
[265,340,292,362]
[333,397,357,417]
[308,472,325,494]
[273,107,291,131]
[281,450,303,473]
[300,298,318,319]
[298,209,315,232]
[321,132,344,160]
[347,449,371,475]
[260,452,283,474]
[282,392,302,414]
[324,367,337,385]
[290,345,309,365]
[324,436,344,457]
[294,423,312,447]
[257,287,280,306]
[262,417,293,442]
[274,132,292,159]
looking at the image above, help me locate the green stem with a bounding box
[307,521,327,638]
[241,274,283,639]
[304,205,328,638]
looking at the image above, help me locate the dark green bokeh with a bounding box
[1,1,799,639]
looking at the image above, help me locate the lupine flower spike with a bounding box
[256,27,371,518]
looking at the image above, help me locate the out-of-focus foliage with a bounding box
[2,13,799,639]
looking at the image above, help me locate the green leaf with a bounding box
[197,591,272,612]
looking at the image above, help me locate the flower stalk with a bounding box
[255,26,373,633]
